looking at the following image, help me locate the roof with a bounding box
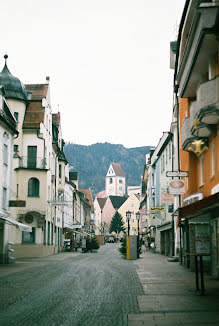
[109,196,127,210]
[23,101,45,129]
[25,84,48,100]
[23,83,49,129]
[96,190,107,198]
[0,56,29,101]
[79,189,94,213]
[97,197,107,210]
[111,163,125,177]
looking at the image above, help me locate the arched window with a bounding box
[28,178,39,197]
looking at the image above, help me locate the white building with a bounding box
[0,85,31,263]
[105,163,126,196]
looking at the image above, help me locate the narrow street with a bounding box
[0,243,143,326]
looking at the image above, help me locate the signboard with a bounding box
[195,227,210,256]
[9,200,26,207]
[161,192,174,204]
[151,207,164,211]
[183,192,203,207]
[169,179,185,195]
[166,171,189,177]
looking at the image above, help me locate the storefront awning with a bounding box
[178,192,219,219]
[176,192,219,228]
[0,215,32,232]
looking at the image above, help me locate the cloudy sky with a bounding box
[1,0,185,148]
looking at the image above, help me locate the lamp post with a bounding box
[126,211,131,236]
[136,211,141,237]
[136,211,141,258]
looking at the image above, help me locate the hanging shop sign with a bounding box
[166,171,189,177]
[169,179,185,195]
[150,207,165,211]
[161,192,174,204]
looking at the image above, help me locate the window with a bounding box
[109,177,113,184]
[14,145,18,152]
[131,219,134,223]
[28,178,39,197]
[14,112,19,121]
[200,155,204,186]
[2,187,7,209]
[3,133,8,165]
[59,164,62,178]
[169,143,171,159]
[27,146,37,168]
[22,228,35,244]
[166,149,168,164]
[131,203,134,208]
[119,180,123,184]
[211,144,215,177]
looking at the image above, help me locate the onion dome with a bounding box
[0,55,29,101]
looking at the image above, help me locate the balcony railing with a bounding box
[18,156,46,169]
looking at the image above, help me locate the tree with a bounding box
[110,212,125,235]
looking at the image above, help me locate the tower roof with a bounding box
[0,55,29,101]
[111,163,125,177]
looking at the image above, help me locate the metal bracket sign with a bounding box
[166,171,189,177]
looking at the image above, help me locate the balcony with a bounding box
[181,117,196,150]
[190,77,219,137]
[177,5,219,98]
[17,157,47,170]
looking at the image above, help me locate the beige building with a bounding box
[118,193,140,235]
[0,56,67,258]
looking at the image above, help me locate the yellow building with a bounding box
[118,193,140,235]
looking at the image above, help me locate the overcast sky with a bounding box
[1,0,185,148]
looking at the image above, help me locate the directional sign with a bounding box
[166,171,189,177]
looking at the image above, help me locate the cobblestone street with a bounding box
[0,243,143,326]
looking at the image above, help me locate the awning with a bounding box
[0,215,32,232]
[177,192,219,227]
[157,221,173,231]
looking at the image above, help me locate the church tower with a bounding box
[105,163,126,196]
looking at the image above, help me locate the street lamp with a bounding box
[126,211,131,236]
[136,211,141,236]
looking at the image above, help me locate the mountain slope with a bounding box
[64,142,151,196]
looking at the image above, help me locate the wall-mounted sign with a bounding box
[183,192,203,207]
[9,200,26,207]
[169,179,185,195]
[166,171,189,177]
[161,192,174,204]
[151,207,164,211]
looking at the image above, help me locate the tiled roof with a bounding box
[23,101,44,129]
[97,197,107,210]
[111,163,125,177]
[96,190,107,198]
[79,188,94,213]
[25,84,48,100]
[109,196,127,210]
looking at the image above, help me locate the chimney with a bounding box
[46,76,50,83]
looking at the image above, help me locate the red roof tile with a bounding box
[23,101,45,129]
[25,84,48,100]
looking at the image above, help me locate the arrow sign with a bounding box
[166,171,189,177]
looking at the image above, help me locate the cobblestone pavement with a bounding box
[0,243,143,326]
[128,250,219,326]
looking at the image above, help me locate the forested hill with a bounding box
[64,142,151,196]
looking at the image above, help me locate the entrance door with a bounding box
[27,146,37,168]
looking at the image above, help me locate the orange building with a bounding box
[175,0,219,275]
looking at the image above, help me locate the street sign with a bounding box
[166,171,189,177]
[151,207,165,211]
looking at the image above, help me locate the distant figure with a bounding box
[150,242,156,252]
